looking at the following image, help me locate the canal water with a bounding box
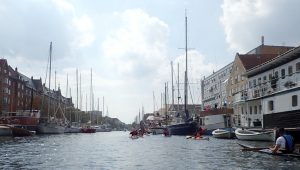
[1,131,299,169]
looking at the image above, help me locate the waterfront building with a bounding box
[241,45,300,128]
[0,58,74,116]
[226,42,293,127]
[201,62,233,110]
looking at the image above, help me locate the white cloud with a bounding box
[72,15,95,47]
[102,9,169,80]
[220,0,300,53]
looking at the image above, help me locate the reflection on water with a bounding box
[0,132,299,169]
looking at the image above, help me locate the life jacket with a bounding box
[282,134,294,153]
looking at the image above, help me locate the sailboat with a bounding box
[81,68,96,133]
[167,14,198,136]
[37,42,65,134]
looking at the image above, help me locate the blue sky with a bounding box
[1,0,300,123]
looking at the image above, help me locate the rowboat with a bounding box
[238,143,300,158]
[212,129,235,139]
[235,128,274,141]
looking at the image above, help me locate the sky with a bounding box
[1,0,300,124]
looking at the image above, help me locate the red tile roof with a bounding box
[238,54,278,71]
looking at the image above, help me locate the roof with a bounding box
[245,45,300,77]
[246,45,294,55]
[239,54,278,71]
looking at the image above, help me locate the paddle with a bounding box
[241,147,270,151]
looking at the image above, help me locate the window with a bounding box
[269,74,272,81]
[254,106,257,114]
[250,106,252,114]
[292,95,298,107]
[288,66,293,76]
[253,79,257,87]
[258,78,261,85]
[281,69,285,79]
[268,101,274,111]
[275,71,279,78]
[249,81,252,88]
[263,76,267,82]
[259,105,262,114]
[296,62,300,72]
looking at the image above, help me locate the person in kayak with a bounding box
[163,128,170,136]
[271,128,294,154]
[130,129,138,137]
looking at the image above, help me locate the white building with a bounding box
[239,46,300,128]
[201,62,233,109]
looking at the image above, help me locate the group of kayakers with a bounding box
[130,126,296,154]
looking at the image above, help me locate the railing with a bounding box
[247,72,300,100]
[233,72,300,102]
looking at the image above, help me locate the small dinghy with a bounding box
[212,129,235,139]
[235,128,274,141]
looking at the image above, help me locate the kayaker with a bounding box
[163,128,170,136]
[271,128,294,154]
[130,129,138,136]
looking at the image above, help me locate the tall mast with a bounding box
[177,62,180,112]
[76,68,78,123]
[153,91,155,113]
[48,42,52,119]
[54,70,56,91]
[90,68,92,122]
[66,74,68,98]
[171,61,174,111]
[184,12,189,119]
[103,96,104,117]
[80,72,82,110]
[97,97,99,124]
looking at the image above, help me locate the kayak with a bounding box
[238,143,300,158]
[130,135,139,139]
[186,136,209,140]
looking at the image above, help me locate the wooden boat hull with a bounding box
[212,129,235,139]
[235,128,274,141]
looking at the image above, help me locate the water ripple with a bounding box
[1,132,300,169]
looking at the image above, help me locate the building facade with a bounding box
[0,58,74,117]
[243,46,300,128]
[201,62,233,110]
[226,44,294,127]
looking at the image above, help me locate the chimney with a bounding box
[261,36,264,46]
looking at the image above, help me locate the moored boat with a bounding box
[0,110,40,131]
[149,127,165,135]
[212,128,235,139]
[64,126,81,133]
[37,121,65,134]
[235,128,274,141]
[168,121,198,136]
[81,127,96,133]
[0,125,12,136]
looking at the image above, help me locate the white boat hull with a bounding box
[0,125,12,136]
[235,128,274,141]
[64,127,81,133]
[37,123,65,134]
[212,129,234,139]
